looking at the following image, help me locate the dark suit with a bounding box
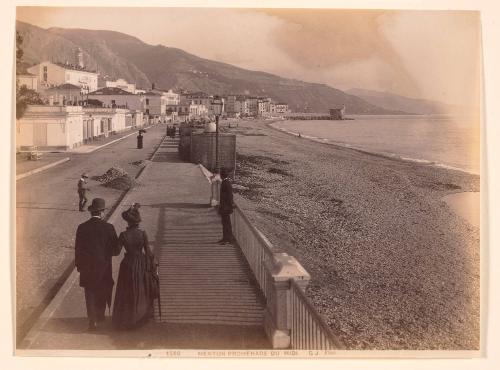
[219,177,234,242]
[75,217,119,323]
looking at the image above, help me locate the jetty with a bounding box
[284,105,351,120]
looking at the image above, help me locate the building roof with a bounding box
[16,72,37,77]
[52,61,98,74]
[46,83,81,91]
[183,91,209,98]
[89,87,133,95]
[143,91,161,96]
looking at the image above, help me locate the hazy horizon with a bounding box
[16,7,481,108]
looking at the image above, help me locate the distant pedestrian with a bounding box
[217,169,234,244]
[75,198,119,331]
[112,203,155,330]
[77,173,90,212]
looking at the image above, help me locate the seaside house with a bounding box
[87,87,144,110]
[105,78,136,94]
[269,102,276,115]
[82,107,131,138]
[258,97,272,117]
[225,95,237,117]
[246,96,259,117]
[16,104,137,151]
[235,96,249,116]
[208,96,225,117]
[39,83,83,106]
[162,89,181,106]
[28,61,99,94]
[160,89,180,122]
[16,105,85,151]
[142,91,165,123]
[172,103,190,122]
[16,72,38,91]
[275,103,290,115]
[189,103,209,120]
[182,92,211,115]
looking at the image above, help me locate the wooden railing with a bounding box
[198,165,343,350]
[231,203,343,350]
[232,206,274,301]
[290,279,343,350]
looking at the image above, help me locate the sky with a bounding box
[16,7,481,107]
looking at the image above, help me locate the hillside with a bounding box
[346,88,456,115]
[16,21,399,114]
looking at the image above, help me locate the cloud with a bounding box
[16,7,480,106]
[260,9,480,105]
[379,10,481,107]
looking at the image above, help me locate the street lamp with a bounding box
[212,96,223,172]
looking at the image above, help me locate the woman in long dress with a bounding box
[112,204,153,329]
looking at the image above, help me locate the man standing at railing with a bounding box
[217,168,234,245]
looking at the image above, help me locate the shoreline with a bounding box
[269,121,479,176]
[226,119,480,350]
[442,192,480,229]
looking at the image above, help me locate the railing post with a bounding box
[264,252,310,349]
[210,172,221,206]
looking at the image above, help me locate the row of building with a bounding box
[16,58,290,151]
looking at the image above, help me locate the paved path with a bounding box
[16,125,166,343]
[15,126,148,176]
[19,135,269,351]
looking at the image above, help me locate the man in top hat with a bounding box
[218,168,234,244]
[77,173,90,212]
[75,198,119,331]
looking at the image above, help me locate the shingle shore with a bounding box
[228,119,480,350]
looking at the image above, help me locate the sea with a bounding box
[272,115,480,175]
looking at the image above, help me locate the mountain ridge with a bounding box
[16,20,403,114]
[346,88,459,115]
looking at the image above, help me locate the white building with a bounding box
[208,97,225,117]
[105,78,136,94]
[189,104,209,119]
[143,92,165,118]
[88,87,144,110]
[235,97,249,116]
[28,61,98,93]
[275,103,289,114]
[16,105,139,151]
[17,73,38,91]
[83,107,130,137]
[16,105,84,150]
[162,89,180,106]
[258,98,272,117]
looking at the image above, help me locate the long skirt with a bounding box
[112,254,151,329]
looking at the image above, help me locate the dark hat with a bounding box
[220,168,229,178]
[81,173,89,178]
[122,206,141,224]
[88,198,106,212]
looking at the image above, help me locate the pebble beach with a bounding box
[225,119,480,350]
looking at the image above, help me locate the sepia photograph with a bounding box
[4,1,493,362]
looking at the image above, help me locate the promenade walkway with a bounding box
[19,134,269,351]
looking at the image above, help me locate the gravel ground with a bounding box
[226,119,480,350]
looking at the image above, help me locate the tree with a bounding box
[16,31,44,119]
[16,32,23,69]
[16,86,43,119]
